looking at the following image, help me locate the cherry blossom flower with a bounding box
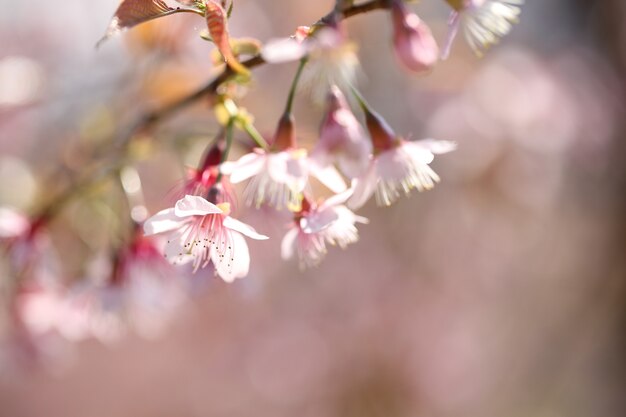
[348,108,456,209]
[390,0,439,73]
[175,142,235,206]
[144,195,268,281]
[310,85,371,179]
[222,114,347,211]
[262,25,360,104]
[442,0,523,59]
[281,191,368,269]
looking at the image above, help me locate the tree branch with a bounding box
[132,0,389,140]
[37,0,390,223]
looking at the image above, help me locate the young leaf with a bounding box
[98,0,176,47]
[204,0,250,76]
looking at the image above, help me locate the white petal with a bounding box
[144,208,184,236]
[0,207,30,238]
[268,152,302,184]
[174,195,222,217]
[227,152,266,184]
[164,235,194,266]
[211,231,250,282]
[412,139,458,155]
[280,228,299,260]
[300,207,339,234]
[335,205,369,225]
[347,164,377,210]
[376,147,419,181]
[261,37,308,63]
[309,161,347,193]
[319,187,355,211]
[267,152,308,193]
[223,216,269,240]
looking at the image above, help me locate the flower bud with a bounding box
[313,86,371,178]
[364,107,398,153]
[391,0,439,73]
[271,112,297,151]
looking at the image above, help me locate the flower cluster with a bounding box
[0,0,524,363]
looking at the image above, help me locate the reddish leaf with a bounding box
[204,0,249,75]
[98,0,175,47]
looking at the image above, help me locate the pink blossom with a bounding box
[310,85,371,179]
[144,195,268,281]
[281,190,368,269]
[174,143,236,207]
[442,0,523,59]
[262,25,360,104]
[222,114,346,210]
[348,108,456,209]
[349,139,457,208]
[390,0,439,73]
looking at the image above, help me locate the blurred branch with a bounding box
[121,0,389,148]
[35,0,390,224]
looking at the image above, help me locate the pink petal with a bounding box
[269,152,308,191]
[143,208,184,236]
[280,228,299,260]
[174,195,222,217]
[211,231,250,282]
[319,188,355,211]
[163,235,195,266]
[347,164,377,210]
[226,152,265,184]
[300,207,339,234]
[223,216,269,240]
[261,37,308,63]
[413,139,458,154]
[375,146,418,180]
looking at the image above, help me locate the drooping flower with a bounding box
[221,113,347,211]
[281,190,368,269]
[262,25,360,104]
[348,107,456,209]
[176,142,235,206]
[310,85,371,179]
[390,0,439,73]
[441,0,523,59]
[144,195,268,281]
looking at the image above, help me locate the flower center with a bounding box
[216,202,231,216]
